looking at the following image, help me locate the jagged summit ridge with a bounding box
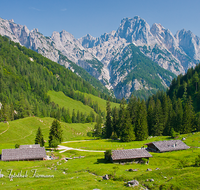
[116,16,156,45]
[0,16,200,99]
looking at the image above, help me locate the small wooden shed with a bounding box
[110,149,152,163]
[145,140,189,153]
[1,144,46,161]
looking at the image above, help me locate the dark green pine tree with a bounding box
[152,99,164,136]
[195,113,200,132]
[93,114,102,137]
[127,95,138,125]
[194,71,199,92]
[72,109,77,123]
[135,100,148,141]
[182,96,195,134]
[182,81,188,106]
[116,98,126,138]
[162,94,169,133]
[147,97,155,136]
[121,111,135,142]
[35,127,45,147]
[49,119,63,147]
[105,100,112,138]
[174,98,183,133]
[77,110,80,123]
[163,97,174,136]
[112,106,118,136]
[56,108,61,121]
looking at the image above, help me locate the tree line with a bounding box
[104,92,199,142]
[103,63,200,142]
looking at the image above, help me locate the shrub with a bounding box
[105,149,112,161]
[170,128,180,139]
[87,131,93,137]
[15,144,20,148]
[195,155,200,167]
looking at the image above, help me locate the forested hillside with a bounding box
[104,64,200,141]
[167,64,200,112]
[0,35,118,123]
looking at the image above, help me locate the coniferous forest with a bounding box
[0,35,118,123]
[104,64,200,141]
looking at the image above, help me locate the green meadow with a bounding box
[0,117,200,189]
[47,90,97,115]
[47,90,120,115]
[0,117,95,153]
[74,91,120,112]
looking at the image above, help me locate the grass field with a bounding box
[74,90,120,112]
[1,117,200,189]
[0,117,95,153]
[62,132,200,151]
[47,90,97,115]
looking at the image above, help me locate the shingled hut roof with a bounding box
[111,149,152,161]
[1,146,46,161]
[145,140,189,153]
[19,144,40,149]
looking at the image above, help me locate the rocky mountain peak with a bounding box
[150,23,178,49]
[150,23,165,35]
[1,16,200,99]
[79,34,97,48]
[116,16,154,45]
[175,29,200,60]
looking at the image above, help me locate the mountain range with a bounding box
[1,16,200,99]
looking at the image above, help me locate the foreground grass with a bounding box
[1,117,200,189]
[0,147,200,189]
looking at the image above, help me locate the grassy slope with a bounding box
[1,117,200,189]
[0,117,95,152]
[47,90,97,115]
[74,91,120,112]
[48,90,120,114]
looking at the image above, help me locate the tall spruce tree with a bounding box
[182,96,195,133]
[152,99,164,136]
[175,98,183,133]
[35,127,45,147]
[112,106,118,136]
[163,97,174,135]
[49,119,63,147]
[194,71,199,92]
[147,97,155,136]
[135,100,148,141]
[94,114,102,137]
[105,100,112,138]
[162,94,169,133]
[116,98,126,138]
[127,95,138,125]
[121,111,135,142]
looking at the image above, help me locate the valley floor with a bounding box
[0,117,200,189]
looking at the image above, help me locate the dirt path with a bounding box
[0,122,9,135]
[58,140,105,153]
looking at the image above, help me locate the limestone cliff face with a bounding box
[1,16,200,99]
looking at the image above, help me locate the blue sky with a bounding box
[1,0,199,39]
